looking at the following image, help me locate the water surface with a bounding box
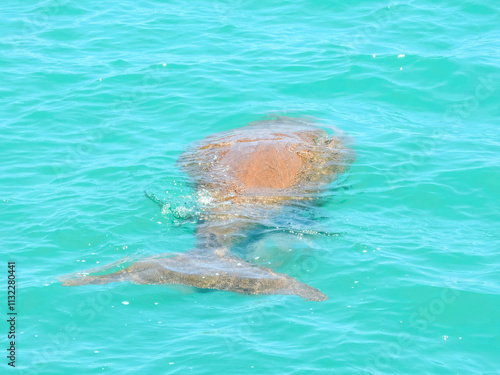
[1,0,499,374]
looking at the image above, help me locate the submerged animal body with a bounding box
[63,117,352,301]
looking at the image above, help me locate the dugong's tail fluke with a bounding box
[61,269,128,286]
[61,251,328,301]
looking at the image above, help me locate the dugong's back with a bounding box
[180,116,351,200]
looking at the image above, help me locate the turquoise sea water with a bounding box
[1,0,500,373]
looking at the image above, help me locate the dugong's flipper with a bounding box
[62,251,327,302]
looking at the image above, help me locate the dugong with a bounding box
[62,116,353,301]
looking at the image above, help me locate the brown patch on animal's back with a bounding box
[179,119,352,203]
[218,140,303,190]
